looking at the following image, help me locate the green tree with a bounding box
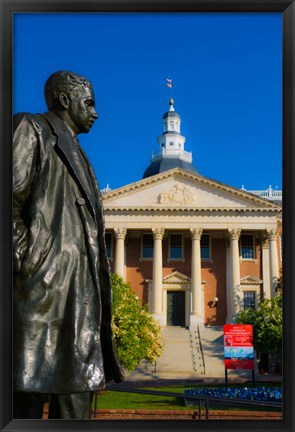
[236,294,282,372]
[111,273,164,371]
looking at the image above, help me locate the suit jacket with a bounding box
[13,111,124,393]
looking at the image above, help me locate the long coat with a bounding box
[13,111,124,394]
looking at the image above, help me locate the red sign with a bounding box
[224,359,254,370]
[224,324,253,346]
[224,324,254,370]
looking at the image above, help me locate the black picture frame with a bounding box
[1,1,294,431]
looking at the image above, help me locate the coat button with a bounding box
[77,197,86,205]
[81,246,87,255]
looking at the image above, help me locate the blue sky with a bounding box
[13,12,282,191]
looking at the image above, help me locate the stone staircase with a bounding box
[124,325,257,380]
[127,326,205,378]
[198,326,225,377]
[154,326,205,374]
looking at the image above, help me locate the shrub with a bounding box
[111,273,164,370]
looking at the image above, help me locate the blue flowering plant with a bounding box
[184,386,282,402]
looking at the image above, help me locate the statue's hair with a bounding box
[44,70,92,111]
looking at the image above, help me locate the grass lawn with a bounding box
[95,383,282,412]
[96,386,186,410]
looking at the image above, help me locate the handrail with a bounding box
[93,385,282,420]
[197,325,205,372]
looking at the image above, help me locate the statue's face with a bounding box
[67,85,98,134]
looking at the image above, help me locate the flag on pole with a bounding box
[166,77,172,88]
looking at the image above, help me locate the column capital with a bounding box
[114,228,127,240]
[190,228,203,240]
[152,227,165,240]
[267,229,278,241]
[228,228,241,241]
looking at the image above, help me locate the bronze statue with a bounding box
[13,70,124,419]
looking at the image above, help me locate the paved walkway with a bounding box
[116,370,282,388]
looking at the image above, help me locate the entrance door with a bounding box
[167,291,185,327]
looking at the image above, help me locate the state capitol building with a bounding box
[102,98,282,331]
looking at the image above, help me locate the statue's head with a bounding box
[44,70,98,135]
[44,71,92,110]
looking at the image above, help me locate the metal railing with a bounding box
[93,385,282,420]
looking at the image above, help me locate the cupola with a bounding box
[143,99,197,179]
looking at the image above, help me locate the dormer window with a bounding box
[169,142,174,146]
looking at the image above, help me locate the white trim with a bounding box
[102,168,281,210]
[104,206,279,213]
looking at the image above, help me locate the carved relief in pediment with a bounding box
[158,183,195,205]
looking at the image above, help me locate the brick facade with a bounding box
[103,168,282,327]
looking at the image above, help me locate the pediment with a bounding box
[240,276,263,285]
[163,271,191,284]
[102,168,280,212]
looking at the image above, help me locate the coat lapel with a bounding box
[79,146,104,214]
[42,112,97,221]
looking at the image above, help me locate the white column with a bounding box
[268,229,279,297]
[225,238,232,323]
[262,235,271,299]
[228,229,242,322]
[152,228,165,321]
[114,228,127,279]
[190,228,203,328]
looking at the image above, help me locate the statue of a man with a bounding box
[13,70,124,419]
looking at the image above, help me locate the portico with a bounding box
[103,170,281,327]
